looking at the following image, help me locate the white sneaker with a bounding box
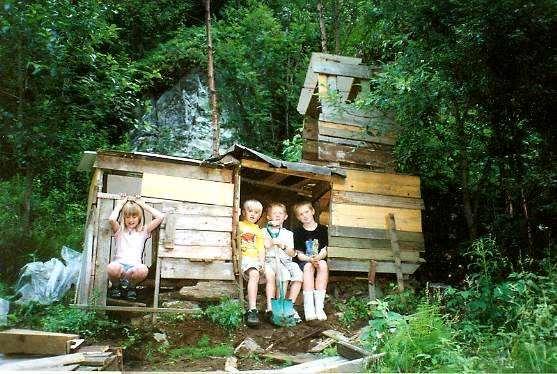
[314,290,327,321]
[304,291,317,321]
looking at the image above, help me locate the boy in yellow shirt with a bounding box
[238,199,265,327]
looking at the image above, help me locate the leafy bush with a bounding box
[203,298,243,330]
[336,296,370,327]
[382,285,420,315]
[168,335,233,359]
[41,304,118,338]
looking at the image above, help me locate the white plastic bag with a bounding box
[14,246,82,305]
[0,298,8,325]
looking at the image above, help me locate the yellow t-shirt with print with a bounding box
[238,221,264,260]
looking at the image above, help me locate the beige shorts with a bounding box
[241,258,266,284]
[264,258,303,282]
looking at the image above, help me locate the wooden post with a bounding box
[231,166,244,306]
[386,213,404,292]
[368,260,377,300]
[205,0,219,157]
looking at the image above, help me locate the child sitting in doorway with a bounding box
[238,199,266,328]
[293,201,329,321]
[263,202,303,323]
[107,195,165,301]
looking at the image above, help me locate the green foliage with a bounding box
[336,296,370,327]
[282,132,303,162]
[41,304,118,338]
[202,298,244,330]
[382,285,420,316]
[321,346,337,357]
[168,335,233,359]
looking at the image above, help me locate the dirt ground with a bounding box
[103,280,371,372]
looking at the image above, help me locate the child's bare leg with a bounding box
[125,264,149,285]
[303,262,316,291]
[288,280,302,302]
[246,268,260,310]
[107,262,124,285]
[265,270,276,311]
[314,260,328,290]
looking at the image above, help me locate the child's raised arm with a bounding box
[135,198,165,234]
[108,195,128,234]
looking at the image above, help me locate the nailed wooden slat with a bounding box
[313,61,378,79]
[166,230,231,247]
[332,169,421,197]
[331,203,422,232]
[160,201,233,217]
[320,110,396,128]
[93,198,113,307]
[141,173,234,206]
[160,258,235,280]
[332,190,424,210]
[303,116,319,141]
[158,245,232,260]
[387,213,405,291]
[163,212,176,249]
[318,121,396,145]
[329,236,424,251]
[328,247,421,262]
[240,159,332,182]
[0,329,79,355]
[173,215,233,232]
[329,225,423,243]
[77,206,96,305]
[328,259,420,274]
[318,141,394,170]
[94,153,232,183]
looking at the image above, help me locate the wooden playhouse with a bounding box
[74,53,424,312]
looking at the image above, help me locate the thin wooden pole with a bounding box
[205,0,220,157]
[386,213,404,292]
[317,0,328,53]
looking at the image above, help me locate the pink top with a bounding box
[113,228,150,265]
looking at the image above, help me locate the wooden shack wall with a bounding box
[328,169,425,274]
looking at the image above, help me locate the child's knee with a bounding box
[247,268,260,281]
[107,262,123,276]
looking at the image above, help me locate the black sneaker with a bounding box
[109,286,122,299]
[264,310,273,323]
[125,286,137,301]
[245,309,260,328]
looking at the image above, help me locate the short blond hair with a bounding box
[293,201,314,214]
[243,199,263,211]
[267,202,287,214]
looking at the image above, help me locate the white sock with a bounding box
[314,290,327,321]
[303,291,317,321]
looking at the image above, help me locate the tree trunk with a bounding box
[205,0,219,157]
[317,0,328,53]
[461,156,477,240]
[23,167,33,233]
[333,0,341,53]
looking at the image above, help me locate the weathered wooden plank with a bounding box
[318,121,396,145]
[243,177,313,197]
[329,225,424,243]
[160,258,235,280]
[166,230,231,247]
[94,153,232,183]
[328,259,420,274]
[93,198,113,307]
[318,141,394,169]
[332,169,421,197]
[158,245,232,260]
[387,213,404,291]
[313,61,378,79]
[76,206,96,305]
[0,329,78,355]
[319,210,330,225]
[240,159,332,182]
[320,110,396,128]
[262,352,317,365]
[331,203,422,232]
[328,247,421,262]
[160,201,233,217]
[0,353,86,371]
[142,173,234,206]
[303,116,319,140]
[329,236,424,251]
[332,190,424,210]
[178,280,237,301]
[173,215,233,232]
[106,174,142,195]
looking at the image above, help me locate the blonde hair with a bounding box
[267,202,287,214]
[293,201,314,214]
[243,199,263,211]
[121,201,143,228]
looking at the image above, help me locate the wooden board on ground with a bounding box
[141,173,234,206]
[329,258,420,274]
[262,352,317,365]
[332,169,421,197]
[0,329,79,355]
[160,258,235,280]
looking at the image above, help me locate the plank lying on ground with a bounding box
[321,329,350,342]
[308,338,335,353]
[261,352,317,365]
[336,340,375,360]
[107,298,147,307]
[0,329,79,355]
[0,352,86,370]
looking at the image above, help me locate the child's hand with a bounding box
[271,238,284,248]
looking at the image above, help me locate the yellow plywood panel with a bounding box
[332,169,421,198]
[331,203,422,232]
[142,173,234,206]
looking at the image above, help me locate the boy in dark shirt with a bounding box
[293,201,329,321]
